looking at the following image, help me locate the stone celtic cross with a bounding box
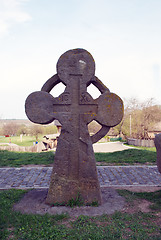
[25,48,124,205]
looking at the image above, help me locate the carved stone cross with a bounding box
[25,49,124,205]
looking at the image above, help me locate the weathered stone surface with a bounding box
[25,48,124,205]
[154,133,161,173]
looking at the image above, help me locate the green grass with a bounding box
[0,150,54,167]
[95,148,156,165]
[0,189,161,240]
[0,135,45,146]
[125,143,156,152]
[0,148,157,167]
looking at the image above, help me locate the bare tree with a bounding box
[2,122,19,136]
[17,124,28,135]
[43,125,57,135]
[30,125,43,141]
[114,98,161,139]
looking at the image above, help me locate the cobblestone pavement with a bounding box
[1,166,161,189]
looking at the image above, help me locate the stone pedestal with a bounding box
[154,134,161,173]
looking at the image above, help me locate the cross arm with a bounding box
[95,92,124,127]
[90,92,123,143]
[25,91,57,124]
[86,77,123,143]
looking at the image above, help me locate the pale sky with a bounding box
[0,0,161,119]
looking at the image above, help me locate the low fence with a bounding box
[127,138,155,148]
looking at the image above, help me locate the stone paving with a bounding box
[1,166,161,189]
[93,142,134,153]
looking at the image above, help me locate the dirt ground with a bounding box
[13,187,125,217]
[115,186,161,215]
[13,186,161,217]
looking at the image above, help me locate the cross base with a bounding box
[46,174,102,205]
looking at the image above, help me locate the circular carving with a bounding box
[41,74,61,93]
[91,126,110,144]
[25,91,55,124]
[96,92,124,127]
[32,50,123,144]
[89,76,110,94]
[56,48,95,85]
[88,77,111,143]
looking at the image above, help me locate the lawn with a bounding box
[0,147,157,167]
[95,148,156,165]
[0,135,44,147]
[0,150,54,167]
[1,189,161,240]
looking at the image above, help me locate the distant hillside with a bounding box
[0,119,55,127]
[0,119,33,127]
